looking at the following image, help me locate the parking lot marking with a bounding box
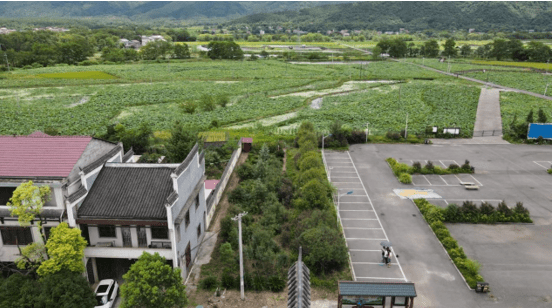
[331,176,360,178]
[346,151,408,282]
[346,238,388,240]
[439,175,449,185]
[340,210,375,211]
[342,218,377,221]
[469,174,483,186]
[350,249,381,252]
[344,227,383,230]
[534,161,552,169]
[353,262,398,265]
[356,277,406,280]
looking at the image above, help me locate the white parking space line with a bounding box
[346,238,388,240]
[350,249,381,252]
[331,176,360,178]
[353,262,398,265]
[469,175,483,186]
[341,218,378,221]
[411,175,431,186]
[439,175,449,185]
[344,227,384,230]
[534,161,552,169]
[340,210,375,211]
[356,277,407,280]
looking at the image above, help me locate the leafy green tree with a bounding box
[526,109,534,123]
[37,222,87,277]
[491,39,509,61]
[0,273,40,308]
[372,45,382,59]
[294,179,331,210]
[56,35,94,65]
[207,41,244,60]
[173,43,190,59]
[121,252,188,308]
[219,242,235,267]
[388,38,407,58]
[140,40,173,60]
[37,270,96,308]
[537,108,548,123]
[166,122,199,163]
[300,226,349,275]
[442,38,457,57]
[460,44,472,57]
[508,39,528,61]
[526,41,551,62]
[8,181,50,242]
[423,39,440,57]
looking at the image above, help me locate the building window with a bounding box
[185,210,190,228]
[44,227,52,241]
[0,187,16,205]
[175,224,181,243]
[98,225,116,238]
[151,227,168,239]
[197,223,202,238]
[0,227,33,245]
[185,243,191,269]
[195,194,200,210]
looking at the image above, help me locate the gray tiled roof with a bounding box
[122,147,134,162]
[77,166,174,220]
[82,144,122,174]
[67,186,87,203]
[339,281,417,297]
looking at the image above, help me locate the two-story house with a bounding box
[72,144,206,283]
[0,132,122,271]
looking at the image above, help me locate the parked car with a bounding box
[94,279,119,308]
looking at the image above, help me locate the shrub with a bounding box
[441,237,459,250]
[497,201,512,217]
[434,228,451,240]
[430,220,446,232]
[412,161,422,173]
[237,162,255,181]
[268,275,286,292]
[180,101,197,114]
[386,131,401,140]
[399,173,412,184]
[425,206,445,224]
[300,226,349,275]
[461,159,471,170]
[199,276,219,291]
[479,202,495,215]
[448,163,460,171]
[443,203,460,222]
[425,161,434,171]
[221,269,236,289]
[251,275,266,291]
[448,247,466,260]
[548,168,552,174]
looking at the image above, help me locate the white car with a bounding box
[94,279,119,308]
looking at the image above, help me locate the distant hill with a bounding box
[227,1,552,32]
[0,1,341,23]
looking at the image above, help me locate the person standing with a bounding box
[381,246,387,263]
[386,247,393,268]
[383,249,389,267]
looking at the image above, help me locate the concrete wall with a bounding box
[205,140,242,229]
[170,148,207,277]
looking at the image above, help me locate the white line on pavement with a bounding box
[346,238,388,240]
[344,227,383,230]
[347,151,408,282]
[356,277,406,280]
[341,218,378,221]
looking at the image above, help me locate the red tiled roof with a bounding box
[0,134,92,178]
[204,180,220,190]
[241,137,253,143]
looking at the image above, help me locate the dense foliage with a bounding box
[0,271,96,308]
[120,252,188,308]
[414,199,484,289]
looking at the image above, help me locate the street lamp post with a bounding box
[322,133,332,153]
[337,190,354,212]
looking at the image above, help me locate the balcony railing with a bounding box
[91,240,171,249]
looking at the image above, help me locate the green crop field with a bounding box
[464,71,552,97]
[0,59,488,137]
[501,92,552,130]
[35,71,118,79]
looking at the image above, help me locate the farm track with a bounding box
[398,60,552,101]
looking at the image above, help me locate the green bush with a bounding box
[268,275,286,292]
[548,168,552,174]
[441,237,459,250]
[221,270,236,289]
[199,276,219,291]
[398,173,412,184]
[434,228,451,240]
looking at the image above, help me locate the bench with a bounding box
[465,185,479,190]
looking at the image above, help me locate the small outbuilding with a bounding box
[338,281,416,308]
[241,137,253,152]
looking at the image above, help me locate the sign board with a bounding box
[342,296,383,305]
[443,128,460,135]
[527,123,552,139]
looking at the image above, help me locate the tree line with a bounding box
[375,37,552,62]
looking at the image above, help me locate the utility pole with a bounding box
[544,83,549,96]
[232,212,248,301]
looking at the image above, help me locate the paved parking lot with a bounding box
[326,143,552,308]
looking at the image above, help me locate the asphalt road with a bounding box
[326,143,552,308]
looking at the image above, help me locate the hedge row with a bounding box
[442,200,532,224]
[386,157,474,184]
[414,199,483,289]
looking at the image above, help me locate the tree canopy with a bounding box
[37,222,87,277]
[207,41,244,60]
[120,252,188,308]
